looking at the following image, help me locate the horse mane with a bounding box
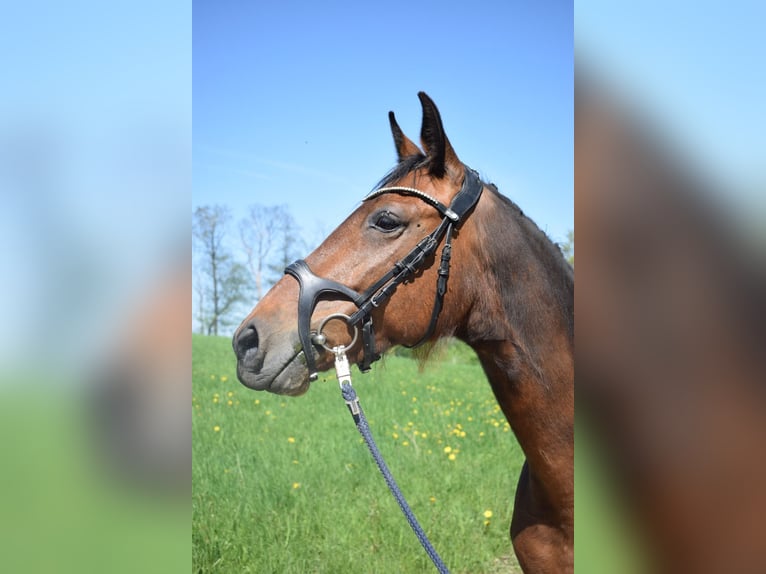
[488,184,574,280]
[481,183,574,341]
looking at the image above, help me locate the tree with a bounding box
[239,204,285,303]
[561,229,574,266]
[193,205,250,336]
[265,207,304,287]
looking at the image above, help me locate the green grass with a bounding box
[193,335,524,573]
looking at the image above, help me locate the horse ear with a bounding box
[388,111,421,161]
[418,92,460,178]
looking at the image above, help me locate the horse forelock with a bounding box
[373,154,428,191]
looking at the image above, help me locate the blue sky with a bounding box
[193,1,573,251]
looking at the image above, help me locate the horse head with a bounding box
[232,93,484,396]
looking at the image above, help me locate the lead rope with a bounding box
[332,346,451,574]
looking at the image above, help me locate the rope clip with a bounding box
[333,346,360,415]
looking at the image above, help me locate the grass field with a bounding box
[192,335,524,573]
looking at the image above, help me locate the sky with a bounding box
[193,1,574,254]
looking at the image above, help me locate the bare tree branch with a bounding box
[193,205,250,336]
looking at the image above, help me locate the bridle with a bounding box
[284,166,483,381]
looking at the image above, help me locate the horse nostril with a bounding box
[233,323,259,359]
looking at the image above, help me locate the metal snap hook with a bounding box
[311,313,359,352]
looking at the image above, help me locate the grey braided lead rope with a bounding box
[340,381,451,574]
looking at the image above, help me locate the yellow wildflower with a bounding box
[292,482,301,489]
[213,425,221,432]
[483,510,493,519]
[443,446,452,454]
[448,453,456,461]
[287,437,296,443]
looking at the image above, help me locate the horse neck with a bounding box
[458,189,574,483]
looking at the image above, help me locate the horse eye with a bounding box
[372,211,403,232]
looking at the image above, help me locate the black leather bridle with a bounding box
[285,166,483,381]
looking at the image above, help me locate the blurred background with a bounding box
[0,1,189,572]
[576,2,765,572]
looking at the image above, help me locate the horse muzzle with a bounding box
[232,318,312,395]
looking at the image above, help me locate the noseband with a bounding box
[285,167,483,380]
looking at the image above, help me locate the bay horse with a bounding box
[233,92,574,573]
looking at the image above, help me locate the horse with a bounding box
[233,92,574,573]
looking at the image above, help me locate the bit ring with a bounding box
[312,313,359,352]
